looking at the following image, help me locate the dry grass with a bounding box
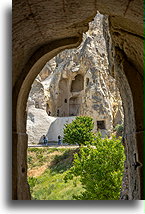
[27,147,83,200]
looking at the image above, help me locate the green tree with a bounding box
[65,134,125,200]
[63,116,94,146]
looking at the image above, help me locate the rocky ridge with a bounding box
[27,13,123,144]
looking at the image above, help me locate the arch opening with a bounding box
[12,0,143,200]
[70,74,84,92]
[25,13,128,200]
[86,78,89,87]
[69,96,81,116]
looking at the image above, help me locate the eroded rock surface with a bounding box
[27,13,123,143]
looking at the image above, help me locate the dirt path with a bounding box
[28,144,79,149]
[28,163,48,177]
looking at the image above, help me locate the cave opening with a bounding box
[69,96,81,116]
[97,120,106,130]
[70,74,84,92]
[86,78,89,87]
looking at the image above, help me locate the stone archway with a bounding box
[12,0,143,200]
[12,37,82,200]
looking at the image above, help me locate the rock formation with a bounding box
[27,13,123,144]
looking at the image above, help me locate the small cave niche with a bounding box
[69,96,80,116]
[86,78,89,86]
[64,99,67,103]
[70,74,84,92]
[46,103,51,116]
[57,109,59,116]
[97,120,106,130]
[35,101,39,108]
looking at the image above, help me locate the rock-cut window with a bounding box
[86,78,89,86]
[97,120,106,129]
[70,74,84,92]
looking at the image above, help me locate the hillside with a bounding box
[27,147,83,200]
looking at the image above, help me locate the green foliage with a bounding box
[50,149,78,173]
[64,135,125,200]
[29,169,83,200]
[28,177,38,192]
[114,124,124,138]
[27,148,83,200]
[63,116,94,146]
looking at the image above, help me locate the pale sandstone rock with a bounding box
[27,106,75,143]
[27,13,123,144]
[27,106,55,144]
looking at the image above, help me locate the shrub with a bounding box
[63,116,94,146]
[114,124,124,138]
[64,134,125,200]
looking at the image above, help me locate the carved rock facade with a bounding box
[27,14,123,143]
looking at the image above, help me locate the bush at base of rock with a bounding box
[63,116,94,146]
